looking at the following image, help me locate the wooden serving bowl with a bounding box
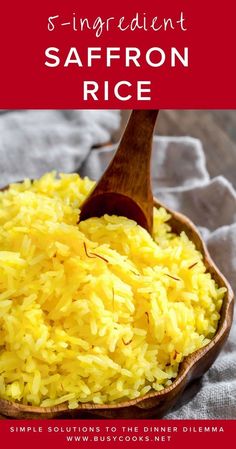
[0,197,234,419]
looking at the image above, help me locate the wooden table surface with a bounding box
[118,110,236,187]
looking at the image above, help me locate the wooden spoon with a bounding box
[79,110,159,233]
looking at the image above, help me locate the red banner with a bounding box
[0,0,235,108]
[0,420,234,449]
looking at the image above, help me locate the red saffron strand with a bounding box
[173,350,179,360]
[83,242,108,262]
[165,273,181,281]
[90,252,109,263]
[122,338,133,346]
[83,241,96,258]
[188,262,198,270]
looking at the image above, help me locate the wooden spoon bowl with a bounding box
[0,195,233,419]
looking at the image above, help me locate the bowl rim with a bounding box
[0,194,234,415]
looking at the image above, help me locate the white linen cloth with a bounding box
[0,110,120,186]
[0,111,235,419]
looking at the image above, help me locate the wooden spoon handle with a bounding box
[94,110,158,200]
[79,110,158,233]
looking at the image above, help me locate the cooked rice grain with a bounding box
[0,173,225,407]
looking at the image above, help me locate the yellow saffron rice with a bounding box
[0,173,225,408]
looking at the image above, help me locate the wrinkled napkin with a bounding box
[0,111,235,419]
[0,110,120,186]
